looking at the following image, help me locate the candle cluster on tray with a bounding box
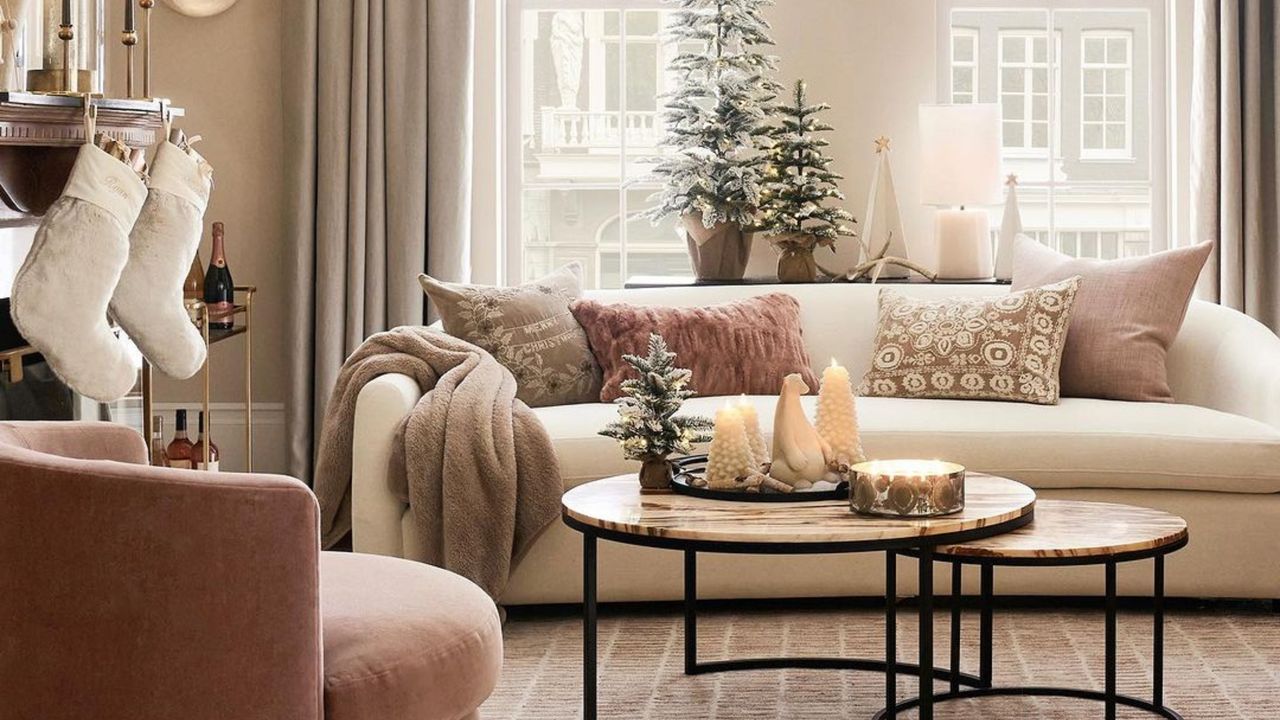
[699,399,790,493]
[814,358,866,468]
[849,459,966,517]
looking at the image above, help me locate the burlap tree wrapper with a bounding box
[11,144,147,402]
[110,140,214,379]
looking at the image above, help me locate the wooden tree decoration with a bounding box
[995,173,1023,281]
[757,80,856,253]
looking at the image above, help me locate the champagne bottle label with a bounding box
[198,460,219,472]
[169,459,193,470]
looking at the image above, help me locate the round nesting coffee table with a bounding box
[562,473,1037,720]
[878,499,1189,720]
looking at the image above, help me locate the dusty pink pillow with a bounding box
[1011,238,1212,402]
[570,293,821,402]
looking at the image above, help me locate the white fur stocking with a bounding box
[110,140,214,379]
[10,144,147,402]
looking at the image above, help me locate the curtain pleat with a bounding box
[284,0,475,484]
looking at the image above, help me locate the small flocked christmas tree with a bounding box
[647,0,780,230]
[758,80,856,256]
[599,333,714,488]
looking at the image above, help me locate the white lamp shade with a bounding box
[918,104,1003,207]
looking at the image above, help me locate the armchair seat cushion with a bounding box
[321,552,502,720]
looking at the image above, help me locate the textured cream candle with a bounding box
[706,405,754,488]
[815,358,865,467]
[737,395,769,469]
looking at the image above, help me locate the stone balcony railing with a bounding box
[540,108,660,151]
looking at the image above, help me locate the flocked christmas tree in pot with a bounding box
[758,79,856,283]
[648,0,779,280]
[599,333,714,490]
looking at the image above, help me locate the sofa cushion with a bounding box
[321,552,503,720]
[535,395,1280,494]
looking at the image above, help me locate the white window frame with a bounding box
[997,30,1055,157]
[504,0,668,287]
[934,0,1169,256]
[1080,29,1134,159]
[950,27,980,103]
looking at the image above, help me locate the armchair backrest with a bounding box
[0,422,324,720]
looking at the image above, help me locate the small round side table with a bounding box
[878,499,1189,720]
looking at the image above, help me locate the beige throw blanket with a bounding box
[312,326,563,599]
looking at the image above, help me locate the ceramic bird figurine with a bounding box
[770,373,830,489]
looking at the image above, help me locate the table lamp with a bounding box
[919,104,1003,279]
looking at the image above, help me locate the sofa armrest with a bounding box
[351,372,421,557]
[0,420,149,464]
[1167,300,1280,429]
[0,455,322,720]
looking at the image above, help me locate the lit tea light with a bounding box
[848,459,966,517]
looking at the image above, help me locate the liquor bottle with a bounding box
[183,251,204,323]
[203,222,235,330]
[150,415,169,467]
[166,409,194,470]
[191,411,220,471]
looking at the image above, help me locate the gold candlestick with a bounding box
[140,0,153,98]
[122,30,137,98]
[58,23,76,94]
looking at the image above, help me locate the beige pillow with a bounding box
[418,263,603,407]
[1011,238,1212,402]
[859,278,1080,405]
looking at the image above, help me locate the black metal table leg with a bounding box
[1153,554,1164,708]
[950,562,962,694]
[979,562,993,688]
[684,549,697,674]
[885,550,897,720]
[584,533,598,720]
[919,546,934,720]
[1106,560,1117,720]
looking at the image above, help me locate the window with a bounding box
[507,4,682,289]
[1080,30,1133,158]
[951,28,980,104]
[938,1,1166,260]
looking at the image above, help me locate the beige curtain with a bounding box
[282,0,474,483]
[1191,0,1280,330]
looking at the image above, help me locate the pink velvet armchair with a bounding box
[0,422,502,720]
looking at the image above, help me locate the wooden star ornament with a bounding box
[874,136,891,153]
[1006,173,1019,187]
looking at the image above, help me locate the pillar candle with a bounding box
[736,395,768,469]
[705,405,754,489]
[814,358,865,467]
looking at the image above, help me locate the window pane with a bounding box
[953,67,974,93]
[1083,96,1104,121]
[1002,35,1024,61]
[1033,36,1047,62]
[629,11,659,35]
[1084,37,1105,63]
[1105,68,1126,93]
[1002,67,1023,91]
[1105,97,1125,122]
[1003,122,1024,147]
[1105,124,1126,149]
[953,33,975,62]
[624,188,688,284]
[1083,69,1104,94]
[626,42,658,111]
[1003,94,1024,120]
[1032,122,1048,148]
[1106,37,1127,62]
[521,188,620,287]
[1032,95,1048,121]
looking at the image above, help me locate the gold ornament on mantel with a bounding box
[814,359,865,468]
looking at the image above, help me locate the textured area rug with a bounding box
[481,604,1280,719]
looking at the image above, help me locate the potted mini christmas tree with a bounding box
[648,0,779,280]
[757,79,856,283]
[599,334,714,490]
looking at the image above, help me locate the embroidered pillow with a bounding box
[859,278,1080,405]
[418,263,602,407]
[1012,237,1212,402]
[570,293,821,402]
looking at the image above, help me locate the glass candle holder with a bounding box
[25,0,104,93]
[849,459,966,517]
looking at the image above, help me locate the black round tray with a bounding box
[671,454,849,503]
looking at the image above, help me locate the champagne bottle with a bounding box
[166,409,194,470]
[183,251,204,323]
[191,411,220,471]
[150,415,169,467]
[203,222,235,330]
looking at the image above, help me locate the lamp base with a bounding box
[935,208,994,280]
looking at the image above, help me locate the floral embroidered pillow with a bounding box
[419,263,603,407]
[858,278,1080,405]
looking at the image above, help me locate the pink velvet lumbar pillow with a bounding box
[1011,237,1213,402]
[570,293,821,402]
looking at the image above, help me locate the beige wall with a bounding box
[104,2,287,408]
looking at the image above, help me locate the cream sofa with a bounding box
[350,284,1280,603]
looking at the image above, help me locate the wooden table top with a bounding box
[562,474,1035,548]
[933,499,1187,560]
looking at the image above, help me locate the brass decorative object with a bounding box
[849,459,966,517]
[139,0,153,97]
[27,0,104,94]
